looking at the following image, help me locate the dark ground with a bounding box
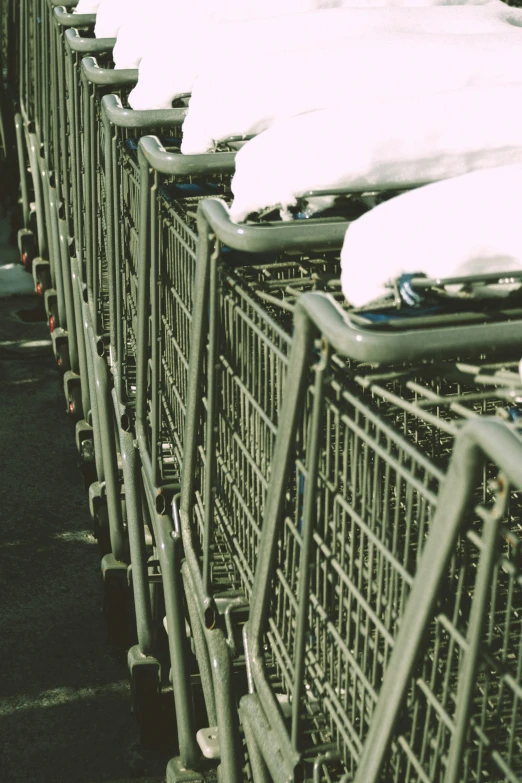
[0,214,169,782]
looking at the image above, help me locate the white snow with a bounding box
[112,0,179,69]
[127,0,322,109]
[320,0,495,5]
[73,0,101,13]
[340,164,522,307]
[181,24,522,154]
[129,0,521,110]
[94,0,128,38]
[230,82,522,221]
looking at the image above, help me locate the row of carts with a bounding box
[1,1,522,781]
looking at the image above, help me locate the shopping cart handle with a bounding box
[101,94,186,130]
[81,56,137,87]
[49,0,79,9]
[199,198,348,254]
[53,7,97,27]
[297,291,522,364]
[138,136,235,177]
[65,28,115,55]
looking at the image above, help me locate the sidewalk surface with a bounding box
[0,211,169,783]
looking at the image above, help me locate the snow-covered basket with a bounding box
[230,82,522,222]
[340,163,522,307]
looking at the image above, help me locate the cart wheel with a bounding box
[20,233,36,274]
[131,667,161,748]
[79,438,97,490]
[55,341,70,373]
[67,383,83,420]
[36,267,51,299]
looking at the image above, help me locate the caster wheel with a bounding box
[67,383,83,420]
[79,438,97,490]
[36,267,51,298]
[55,342,70,373]
[20,233,36,274]
[131,668,162,748]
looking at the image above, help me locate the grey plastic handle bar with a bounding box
[138,135,235,177]
[102,93,186,130]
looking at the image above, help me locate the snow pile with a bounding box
[129,0,520,110]
[94,0,129,38]
[73,0,101,13]
[112,0,179,69]
[340,164,522,307]
[181,27,522,154]
[320,0,494,5]
[230,82,522,221]
[127,0,323,109]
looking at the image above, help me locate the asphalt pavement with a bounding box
[0,208,169,783]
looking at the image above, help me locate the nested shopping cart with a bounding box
[242,388,522,783]
[26,0,85,319]
[0,0,20,212]
[63,33,120,493]
[63,48,144,644]
[42,3,101,383]
[239,294,522,783]
[15,0,47,274]
[167,194,522,782]
[148,192,360,782]
[97,127,234,743]
[71,71,190,649]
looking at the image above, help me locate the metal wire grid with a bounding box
[0,0,8,74]
[305,488,522,783]
[97,168,111,333]
[384,499,522,783]
[52,17,70,220]
[255,345,522,781]
[1,0,18,92]
[351,361,522,466]
[20,0,36,123]
[262,367,441,755]
[96,102,111,336]
[128,158,229,484]
[187,251,342,597]
[53,14,89,247]
[65,44,86,273]
[209,278,293,593]
[82,83,111,334]
[156,196,199,482]
[44,0,58,174]
[118,145,140,398]
[79,62,128,335]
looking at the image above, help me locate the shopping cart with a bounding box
[67,50,141,645]
[105,129,234,744]
[240,310,522,783]
[62,71,187,649]
[173,195,522,782]
[43,4,100,380]
[161,194,356,781]
[0,0,20,213]
[63,34,121,492]
[15,0,46,275]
